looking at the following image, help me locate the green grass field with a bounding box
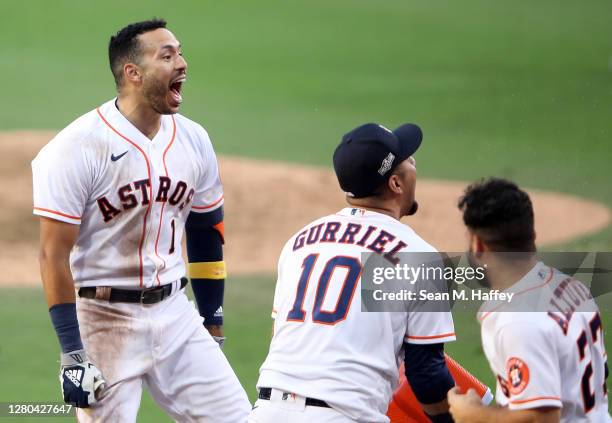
[1,0,611,420]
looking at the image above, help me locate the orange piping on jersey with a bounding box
[192,194,224,210]
[153,115,177,286]
[405,332,456,340]
[509,396,561,405]
[479,266,554,322]
[97,108,153,288]
[34,207,81,220]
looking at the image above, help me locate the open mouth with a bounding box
[169,76,186,106]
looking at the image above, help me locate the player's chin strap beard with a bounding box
[407,200,418,216]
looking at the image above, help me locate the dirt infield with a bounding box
[1,130,610,286]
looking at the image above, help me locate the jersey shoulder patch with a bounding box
[506,356,530,395]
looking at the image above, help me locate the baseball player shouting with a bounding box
[32,19,250,422]
[249,123,457,423]
[448,178,610,422]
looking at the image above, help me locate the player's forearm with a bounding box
[38,217,79,307]
[38,218,83,353]
[39,251,85,353]
[420,398,450,416]
[188,255,225,326]
[39,245,77,307]
[404,343,455,406]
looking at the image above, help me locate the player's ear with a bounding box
[387,173,402,195]
[470,233,486,253]
[124,63,142,84]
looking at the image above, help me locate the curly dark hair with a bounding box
[458,177,536,252]
[108,18,167,88]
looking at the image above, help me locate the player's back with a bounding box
[549,276,609,422]
[480,264,610,422]
[257,207,452,422]
[560,311,611,422]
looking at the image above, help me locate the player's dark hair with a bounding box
[108,18,167,88]
[458,177,536,252]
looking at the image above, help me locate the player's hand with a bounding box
[205,324,226,348]
[59,349,106,408]
[447,387,482,423]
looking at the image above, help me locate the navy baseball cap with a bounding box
[333,123,423,198]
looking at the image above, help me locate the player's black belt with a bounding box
[78,277,188,304]
[258,388,330,408]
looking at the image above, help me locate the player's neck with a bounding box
[116,95,162,140]
[485,256,539,291]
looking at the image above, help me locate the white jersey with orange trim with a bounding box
[479,262,610,422]
[256,207,455,423]
[31,98,223,288]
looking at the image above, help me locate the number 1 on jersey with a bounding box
[169,219,175,254]
[287,254,362,325]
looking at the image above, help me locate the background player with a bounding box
[448,178,610,422]
[32,19,250,422]
[249,123,457,422]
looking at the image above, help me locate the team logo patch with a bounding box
[378,153,395,176]
[506,357,530,395]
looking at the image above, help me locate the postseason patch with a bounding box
[506,357,530,395]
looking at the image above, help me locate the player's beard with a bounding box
[407,200,418,216]
[405,173,418,216]
[142,76,176,115]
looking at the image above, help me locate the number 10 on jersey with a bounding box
[287,255,362,325]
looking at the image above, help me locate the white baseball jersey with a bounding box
[479,262,610,422]
[32,98,223,288]
[257,207,456,423]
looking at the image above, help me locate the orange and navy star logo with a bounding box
[506,357,530,395]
